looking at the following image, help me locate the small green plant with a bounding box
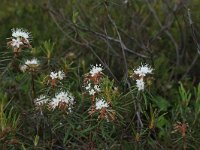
[0,94,19,148]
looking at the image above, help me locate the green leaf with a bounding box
[152,96,170,111]
[72,11,79,24]
[33,135,40,146]
[80,125,97,134]
[156,115,169,128]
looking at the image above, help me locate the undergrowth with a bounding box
[1,0,200,149]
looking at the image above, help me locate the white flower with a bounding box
[50,70,65,80]
[11,28,30,40]
[11,38,23,48]
[34,95,49,106]
[94,85,101,92]
[85,82,91,90]
[95,98,109,110]
[134,64,153,77]
[20,65,28,72]
[58,70,65,80]
[21,58,39,72]
[25,58,39,67]
[89,89,96,95]
[85,84,101,95]
[136,79,145,91]
[50,91,74,110]
[89,64,103,77]
[50,72,58,79]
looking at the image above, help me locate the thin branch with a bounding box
[104,2,143,132]
[146,0,180,65]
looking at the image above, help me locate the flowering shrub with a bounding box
[1,1,200,149]
[7,28,32,55]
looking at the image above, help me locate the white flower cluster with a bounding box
[50,70,65,80]
[134,64,153,77]
[11,28,31,48]
[50,91,75,111]
[84,64,103,95]
[92,97,115,122]
[85,83,101,96]
[95,98,109,110]
[136,79,145,91]
[134,64,153,91]
[34,91,75,112]
[12,28,30,39]
[20,58,39,72]
[89,64,103,77]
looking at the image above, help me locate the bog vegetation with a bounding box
[0,0,200,149]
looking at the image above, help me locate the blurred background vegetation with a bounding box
[1,0,200,149]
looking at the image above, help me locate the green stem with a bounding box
[31,73,36,101]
